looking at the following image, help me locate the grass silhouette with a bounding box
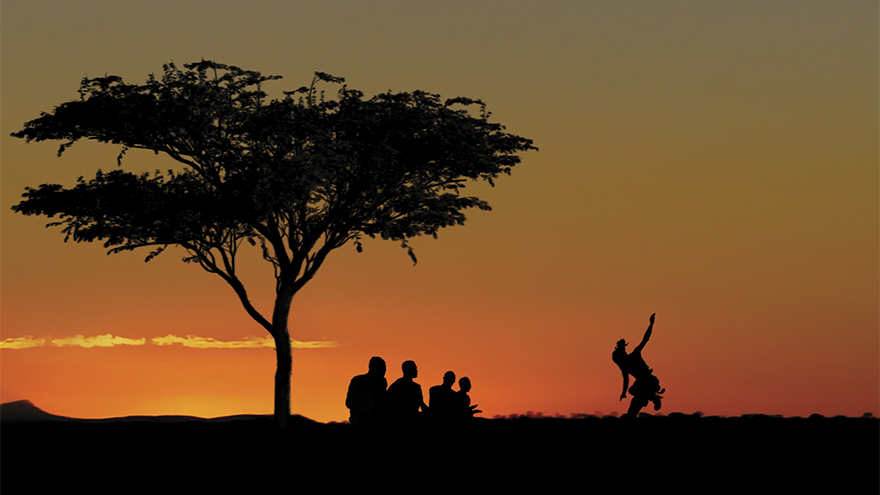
[1,401,876,492]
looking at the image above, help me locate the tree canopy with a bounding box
[11,60,536,424]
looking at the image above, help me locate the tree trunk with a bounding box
[272,282,296,428]
[274,328,292,428]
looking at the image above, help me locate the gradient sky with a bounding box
[2,0,877,422]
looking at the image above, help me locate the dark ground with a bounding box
[2,413,877,492]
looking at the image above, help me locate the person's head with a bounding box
[612,340,627,366]
[443,371,455,386]
[459,377,471,393]
[402,360,418,378]
[368,356,386,376]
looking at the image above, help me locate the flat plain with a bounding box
[1,401,876,492]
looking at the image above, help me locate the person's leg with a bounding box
[651,394,662,411]
[626,395,649,417]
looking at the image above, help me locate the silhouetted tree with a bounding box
[10,61,536,426]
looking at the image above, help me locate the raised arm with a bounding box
[633,313,655,354]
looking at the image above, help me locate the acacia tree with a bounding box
[11,61,536,426]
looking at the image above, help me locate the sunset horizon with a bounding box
[2,1,877,425]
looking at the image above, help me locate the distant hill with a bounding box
[0,400,71,423]
[0,400,306,424]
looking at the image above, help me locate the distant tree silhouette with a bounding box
[10,61,536,427]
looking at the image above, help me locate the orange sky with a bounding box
[2,1,878,422]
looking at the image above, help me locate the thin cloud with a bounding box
[152,335,340,349]
[0,336,46,349]
[152,335,274,349]
[1,333,339,350]
[290,339,341,349]
[50,334,146,348]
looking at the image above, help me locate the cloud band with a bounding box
[50,334,146,348]
[0,336,46,349]
[0,334,339,350]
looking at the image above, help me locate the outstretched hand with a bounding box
[649,313,655,324]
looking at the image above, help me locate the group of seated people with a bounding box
[346,357,481,425]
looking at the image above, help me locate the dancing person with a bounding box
[612,313,665,417]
